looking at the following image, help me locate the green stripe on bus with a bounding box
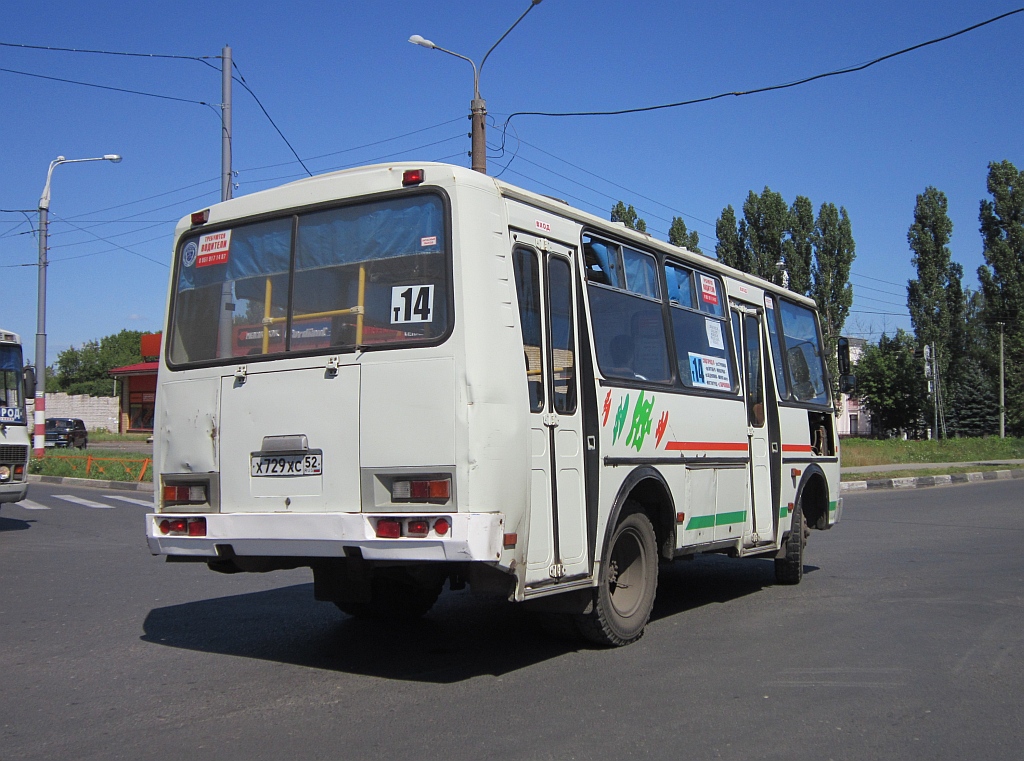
[685,511,749,530]
[715,510,747,526]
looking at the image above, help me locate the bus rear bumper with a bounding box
[146,511,505,563]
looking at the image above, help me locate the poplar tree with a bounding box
[668,216,702,254]
[977,159,1024,434]
[811,203,855,388]
[715,205,744,271]
[785,195,815,296]
[610,201,646,232]
[906,187,962,389]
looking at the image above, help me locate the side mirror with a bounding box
[22,366,36,400]
[839,374,857,395]
[837,337,851,376]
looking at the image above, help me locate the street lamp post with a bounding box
[410,0,543,175]
[34,154,122,456]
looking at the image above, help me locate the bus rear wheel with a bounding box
[775,499,808,585]
[576,505,658,647]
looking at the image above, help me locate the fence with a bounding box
[32,453,152,482]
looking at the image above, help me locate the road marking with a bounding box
[103,495,154,508]
[15,500,50,510]
[54,494,116,509]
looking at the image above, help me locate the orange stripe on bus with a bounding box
[665,441,749,452]
[781,444,814,452]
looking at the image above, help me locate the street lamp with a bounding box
[34,154,122,456]
[410,0,543,174]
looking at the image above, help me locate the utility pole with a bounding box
[409,0,544,175]
[217,45,234,358]
[998,322,1005,438]
[221,45,233,203]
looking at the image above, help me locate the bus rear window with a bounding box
[168,194,449,365]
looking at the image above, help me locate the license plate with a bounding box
[251,453,322,477]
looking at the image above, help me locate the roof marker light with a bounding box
[402,169,424,186]
[191,209,210,226]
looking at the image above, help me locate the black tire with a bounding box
[775,499,808,585]
[576,504,658,646]
[334,571,443,620]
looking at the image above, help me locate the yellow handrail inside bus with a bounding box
[356,264,366,346]
[261,277,273,354]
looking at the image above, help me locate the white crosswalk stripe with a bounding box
[54,494,116,509]
[15,499,50,510]
[103,495,154,508]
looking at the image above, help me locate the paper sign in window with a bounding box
[705,318,725,350]
[196,230,231,268]
[688,352,731,390]
[700,275,718,305]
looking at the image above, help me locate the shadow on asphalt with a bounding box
[141,554,799,682]
[0,515,32,532]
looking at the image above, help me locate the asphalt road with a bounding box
[1,480,1021,761]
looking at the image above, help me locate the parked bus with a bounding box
[1,329,33,507]
[147,163,848,645]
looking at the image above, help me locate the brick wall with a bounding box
[26,393,120,432]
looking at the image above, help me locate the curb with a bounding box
[840,468,1024,492]
[27,474,155,493]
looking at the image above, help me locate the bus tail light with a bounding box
[162,483,208,507]
[402,169,424,186]
[407,519,430,537]
[190,209,210,225]
[391,477,451,502]
[158,517,206,537]
[376,518,402,539]
[433,518,450,536]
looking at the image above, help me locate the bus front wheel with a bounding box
[576,504,658,647]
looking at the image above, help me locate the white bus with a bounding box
[1,329,33,507]
[147,163,847,645]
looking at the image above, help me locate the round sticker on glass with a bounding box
[182,240,198,268]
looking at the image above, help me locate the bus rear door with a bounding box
[512,237,589,587]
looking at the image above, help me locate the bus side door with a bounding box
[732,308,777,546]
[512,240,589,585]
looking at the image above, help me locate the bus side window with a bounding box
[512,248,544,412]
[583,236,623,288]
[547,257,577,414]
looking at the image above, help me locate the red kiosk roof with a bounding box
[108,361,159,377]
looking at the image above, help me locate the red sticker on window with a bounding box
[700,275,718,305]
[196,230,231,268]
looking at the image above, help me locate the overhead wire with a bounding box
[501,7,1024,123]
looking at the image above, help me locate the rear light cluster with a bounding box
[375,516,450,539]
[391,477,450,502]
[162,483,208,507]
[158,516,207,537]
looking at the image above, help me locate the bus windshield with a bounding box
[1,344,26,423]
[168,193,449,365]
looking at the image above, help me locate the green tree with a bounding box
[610,201,646,233]
[785,195,815,295]
[53,329,144,397]
[977,159,1024,435]
[668,216,701,254]
[946,357,1000,437]
[811,202,855,389]
[739,187,790,282]
[715,205,743,270]
[854,329,927,437]
[906,187,965,424]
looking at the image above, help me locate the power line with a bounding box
[0,41,220,70]
[50,213,168,268]
[0,66,212,105]
[503,7,1024,123]
[230,62,311,177]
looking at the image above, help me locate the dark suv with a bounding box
[45,418,88,449]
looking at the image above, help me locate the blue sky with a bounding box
[2,0,1022,365]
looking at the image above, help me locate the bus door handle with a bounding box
[543,412,560,428]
